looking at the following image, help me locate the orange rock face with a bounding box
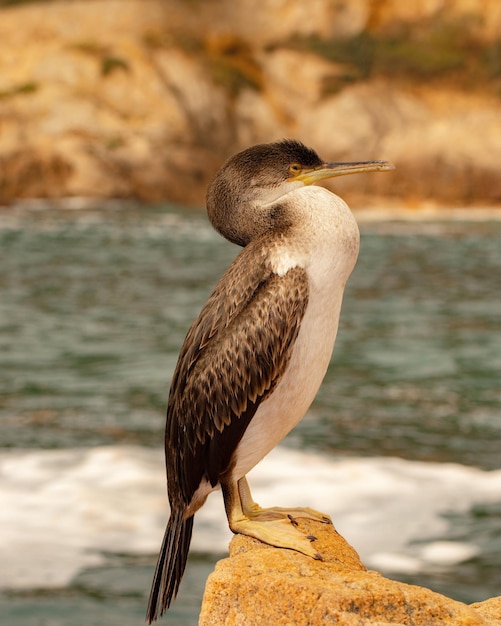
[199,519,500,626]
[1,1,501,207]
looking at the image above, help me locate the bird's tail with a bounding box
[146,510,194,624]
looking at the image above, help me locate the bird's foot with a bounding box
[225,477,330,558]
[243,503,332,525]
[229,515,323,560]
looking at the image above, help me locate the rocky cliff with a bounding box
[199,519,501,625]
[1,0,501,207]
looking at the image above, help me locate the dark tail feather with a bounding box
[146,510,194,624]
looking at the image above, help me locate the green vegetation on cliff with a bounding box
[287,16,501,95]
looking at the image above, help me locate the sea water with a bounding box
[0,204,500,625]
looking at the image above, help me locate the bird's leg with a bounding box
[238,476,332,525]
[221,477,324,560]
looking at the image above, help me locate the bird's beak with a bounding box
[291,160,395,185]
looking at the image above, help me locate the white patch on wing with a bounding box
[269,250,300,276]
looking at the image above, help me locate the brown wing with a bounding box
[165,242,309,507]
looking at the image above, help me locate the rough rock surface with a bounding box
[1,0,501,206]
[199,519,501,625]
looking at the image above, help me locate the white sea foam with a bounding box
[1,445,499,589]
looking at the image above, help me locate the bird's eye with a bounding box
[288,163,302,175]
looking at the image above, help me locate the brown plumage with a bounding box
[147,242,308,620]
[168,243,309,501]
[146,140,394,622]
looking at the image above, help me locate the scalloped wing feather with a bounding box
[165,242,309,506]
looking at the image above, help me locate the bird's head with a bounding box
[206,139,394,246]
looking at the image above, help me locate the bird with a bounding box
[146,139,394,623]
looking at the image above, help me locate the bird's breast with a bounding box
[231,189,360,479]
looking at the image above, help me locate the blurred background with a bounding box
[0,1,500,625]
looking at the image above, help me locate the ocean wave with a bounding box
[1,445,499,590]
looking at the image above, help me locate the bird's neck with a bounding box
[264,187,360,285]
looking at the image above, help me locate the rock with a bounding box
[199,519,500,625]
[1,0,501,206]
[470,597,501,624]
